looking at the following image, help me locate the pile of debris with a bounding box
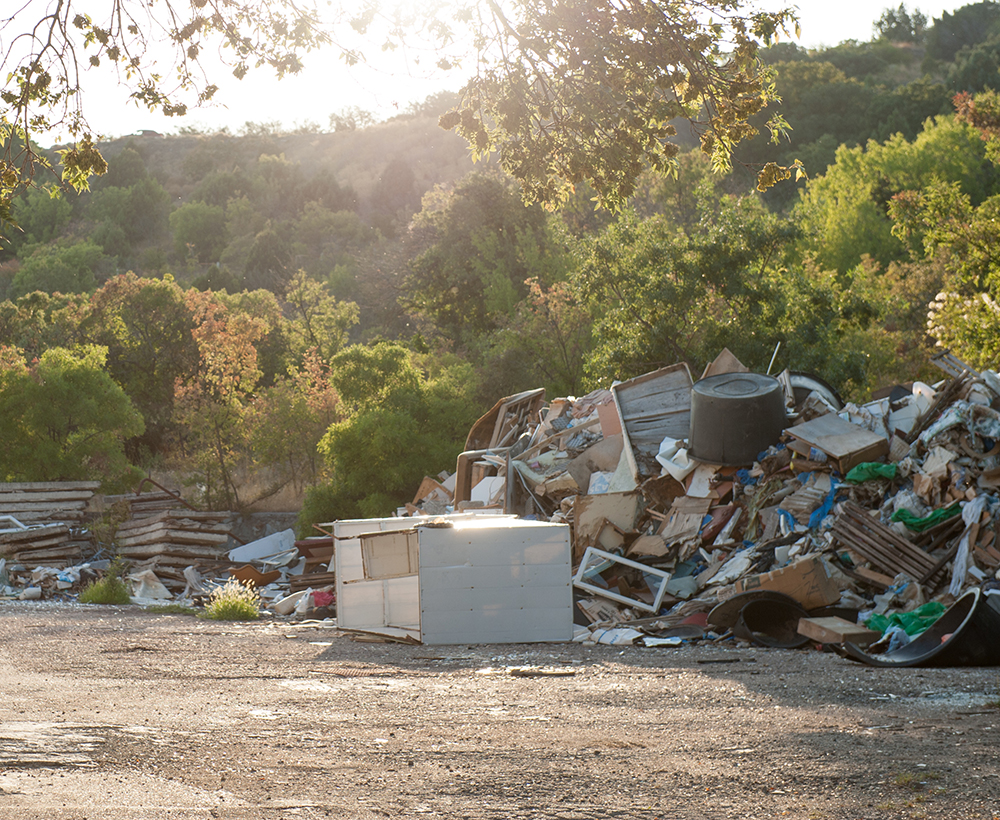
[394,348,1000,660]
[3,347,999,664]
[0,484,324,607]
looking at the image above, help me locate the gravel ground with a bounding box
[1,602,998,820]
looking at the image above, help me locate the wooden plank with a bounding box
[832,502,941,582]
[116,543,227,559]
[0,481,100,492]
[0,501,88,512]
[612,363,693,482]
[784,414,889,473]
[13,546,81,561]
[0,491,95,503]
[0,510,83,522]
[853,566,896,587]
[4,536,71,551]
[465,388,545,451]
[843,505,930,554]
[115,519,230,539]
[116,511,229,533]
[0,528,71,546]
[117,530,230,547]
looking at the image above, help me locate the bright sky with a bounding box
[71,0,977,140]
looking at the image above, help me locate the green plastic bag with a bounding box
[890,502,961,533]
[845,462,898,483]
[865,601,947,637]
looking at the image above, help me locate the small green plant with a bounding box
[79,557,131,605]
[201,579,260,621]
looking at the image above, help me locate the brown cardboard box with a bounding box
[797,616,880,646]
[733,555,841,610]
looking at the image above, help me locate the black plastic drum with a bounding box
[688,373,787,465]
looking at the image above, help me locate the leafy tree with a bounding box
[817,39,913,81]
[217,287,288,386]
[0,344,144,490]
[404,172,571,344]
[94,146,149,191]
[6,186,73,255]
[925,2,1000,64]
[867,79,953,143]
[170,201,229,263]
[0,290,89,359]
[243,223,292,293]
[173,289,268,510]
[874,4,927,43]
[11,240,104,297]
[577,197,799,382]
[797,114,999,273]
[481,278,594,399]
[283,271,359,363]
[242,349,340,505]
[89,177,170,246]
[368,157,420,237]
[436,1,799,208]
[79,272,199,458]
[947,38,1000,94]
[329,107,376,132]
[292,203,373,290]
[885,90,1000,369]
[191,170,253,209]
[304,341,479,522]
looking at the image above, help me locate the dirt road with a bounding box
[1,602,998,820]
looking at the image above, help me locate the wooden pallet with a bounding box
[831,501,946,585]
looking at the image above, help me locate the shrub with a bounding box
[79,559,131,605]
[201,579,260,621]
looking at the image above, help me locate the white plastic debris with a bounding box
[129,569,172,600]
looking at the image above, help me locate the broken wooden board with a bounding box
[658,496,712,545]
[464,388,546,451]
[853,566,896,588]
[573,491,642,562]
[626,534,669,558]
[116,543,228,560]
[797,616,880,647]
[612,363,693,483]
[116,529,231,547]
[412,476,453,506]
[595,519,628,553]
[783,414,889,474]
[0,481,100,492]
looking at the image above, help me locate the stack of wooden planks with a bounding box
[99,489,193,519]
[0,524,85,567]
[113,510,233,591]
[115,511,232,564]
[0,481,100,527]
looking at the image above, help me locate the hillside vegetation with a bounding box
[4,3,1000,530]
